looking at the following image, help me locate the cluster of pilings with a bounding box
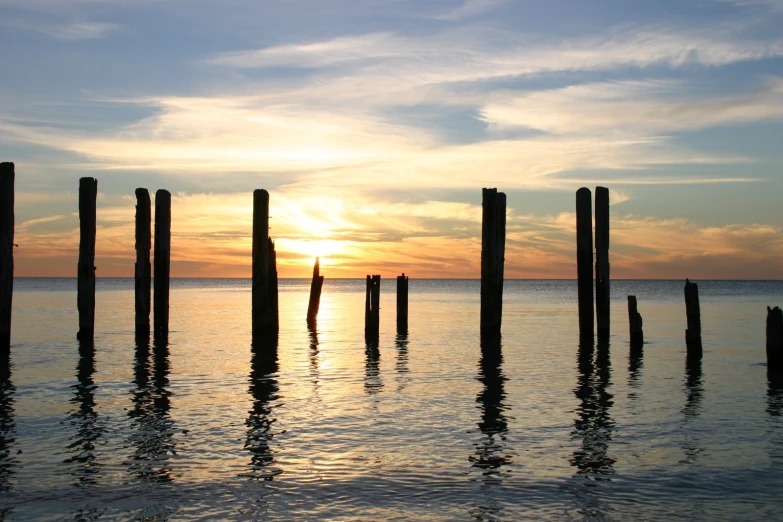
[0,165,781,375]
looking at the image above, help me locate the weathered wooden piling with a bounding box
[397,273,409,333]
[595,186,610,340]
[77,177,98,341]
[307,257,324,325]
[480,188,506,338]
[365,275,381,339]
[135,188,151,336]
[576,187,594,340]
[252,190,279,337]
[0,163,13,357]
[766,306,783,371]
[684,279,702,359]
[153,190,171,340]
[627,295,644,348]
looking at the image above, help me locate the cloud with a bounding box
[45,21,121,40]
[435,0,508,21]
[7,18,123,40]
[209,25,783,79]
[19,215,65,228]
[480,77,783,134]
[719,0,783,12]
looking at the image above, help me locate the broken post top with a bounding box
[313,257,320,279]
[253,189,270,239]
[595,186,609,251]
[0,162,13,171]
[155,188,171,201]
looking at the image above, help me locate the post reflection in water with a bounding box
[766,370,783,462]
[244,336,282,481]
[469,336,512,520]
[0,362,17,517]
[364,339,383,395]
[680,355,705,465]
[571,339,616,477]
[65,341,105,487]
[308,324,320,389]
[394,332,409,391]
[126,336,177,482]
[628,344,644,402]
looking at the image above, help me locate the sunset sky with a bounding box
[1,0,782,278]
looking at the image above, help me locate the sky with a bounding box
[1,0,782,278]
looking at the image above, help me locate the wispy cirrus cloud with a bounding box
[6,18,122,40]
[481,77,783,134]
[435,0,508,21]
[208,25,783,79]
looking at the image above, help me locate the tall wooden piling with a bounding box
[480,188,506,338]
[595,186,610,340]
[684,279,702,359]
[0,163,13,356]
[627,295,643,348]
[397,273,409,334]
[767,306,783,371]
[252,190,278,337]
[307,257,324,325]
[135,188,151,336]
[153,190,171,340]
[576,187,594,340]
[77,177,98,341]
[365,275,381,340]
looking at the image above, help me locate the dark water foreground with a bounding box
[1,278,783,520]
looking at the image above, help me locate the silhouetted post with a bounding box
[595,186,610,340]
[307,257,324,325]
[252,190,279,337]
[576,187,594,340]
[252,189,269,337]
[153,190,171,340]
[480,188,506,339]
[0,163,13,356]
[397,273,408,334]
[684,279,702,359]
[77,177,97,341]
[628,295,644,348]
[365,275,380,340]
[135,188,151,337]
[767,306,783,371]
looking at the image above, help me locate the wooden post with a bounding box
[252,189,269,336]
[397,273,408,334]
[576,187,594,340]
[365,275,380,340]
[252,190,279,336]
[77,177,97,341]
[627,295,643,348]
[307,257,324,325]
[480,188,506,338]
[153,190,171,340]
[595,186,610,340]
[135,188,151,337]
[0,163,13,357]
[684,278,702,359]
[767,306,783,371]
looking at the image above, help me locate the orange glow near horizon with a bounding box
[10,190,783,280]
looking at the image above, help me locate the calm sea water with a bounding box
[2,278,783,521]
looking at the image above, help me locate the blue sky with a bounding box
[1,0,782,277]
